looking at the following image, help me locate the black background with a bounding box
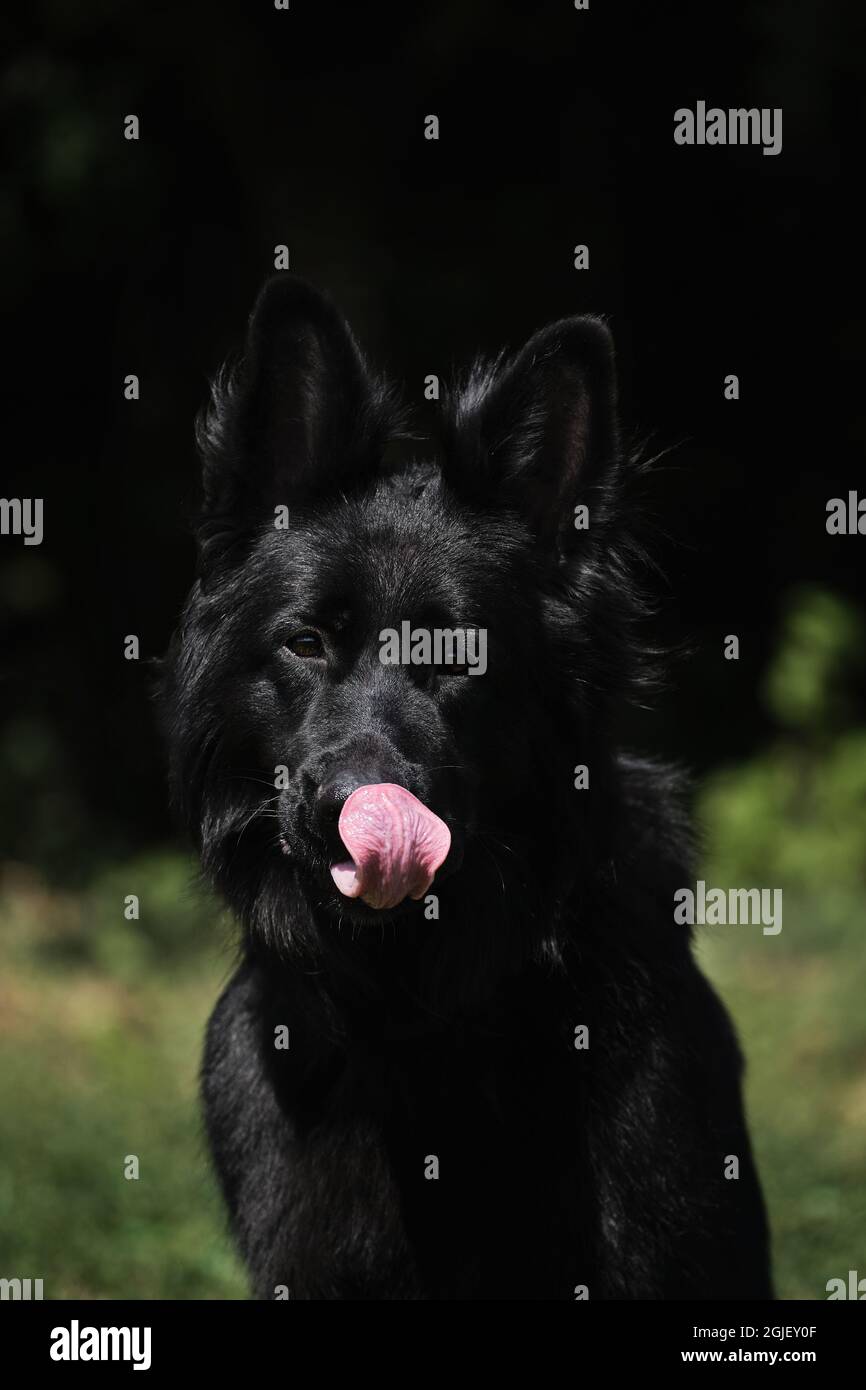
[2,0,862,876]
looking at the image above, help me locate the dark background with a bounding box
[1,0,863,875]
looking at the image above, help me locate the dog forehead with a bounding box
[321,496,472,613]
[255,480,520,621]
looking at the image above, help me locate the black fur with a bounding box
[161,276,772,1300]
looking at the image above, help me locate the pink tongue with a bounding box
[330,783,451,911]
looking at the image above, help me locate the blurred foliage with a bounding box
[697,587,866,1300]
[764,586,866,736]
[0,587,863,1298]
[703,589,866,923]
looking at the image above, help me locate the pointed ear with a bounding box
[196,277,398,564]
[443,316,619,549]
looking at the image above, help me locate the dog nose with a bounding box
[314,775,364,833]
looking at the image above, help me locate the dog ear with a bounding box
[196,277,397,565]
[443,316,619,550]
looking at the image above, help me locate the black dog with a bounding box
[162,277,772,1300]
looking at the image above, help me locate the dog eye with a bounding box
[285,630,325,659]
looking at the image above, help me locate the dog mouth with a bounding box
[280,782,455,914]
[328,783,452,912]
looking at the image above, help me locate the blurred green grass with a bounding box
[696,902,866,1299]
[0,587,863,1299]
[0,857,247,1298]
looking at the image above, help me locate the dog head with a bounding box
[163,278,642,976]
